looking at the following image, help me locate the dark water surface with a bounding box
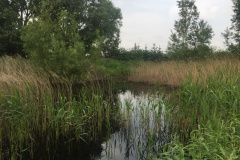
[67,82,169,160]
[18,82,169,160]
[94,89,167,160]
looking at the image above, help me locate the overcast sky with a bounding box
[111,0,233,51]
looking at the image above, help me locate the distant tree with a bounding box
[167,0,214,59]
[222,28,233,47]
[113,43,165,61]
[231,0,240,44]
[222,0,240,54]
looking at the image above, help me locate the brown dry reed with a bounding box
[0,56,71,102]
[128,59,240,86]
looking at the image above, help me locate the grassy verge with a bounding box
[86,58,132,81]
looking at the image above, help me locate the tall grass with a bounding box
[156,63,240,159]
[0,56,117,159]
[129,59,240,86]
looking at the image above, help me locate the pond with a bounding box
[8,82,170,160]
[96,89,168,160]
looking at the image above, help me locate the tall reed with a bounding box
[129,59,240,86]
[158,63,240,159]
[0,56,117,159]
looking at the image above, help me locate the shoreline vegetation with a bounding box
[1,55,240,159]
[128,58,240,159]
[128,58,240,86]
[159,62,240,159]
[0,56,119,159]
[1,0,240,159]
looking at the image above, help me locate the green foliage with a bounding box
[161,67,240,159]
[167,0,214,59]
[0,0,39,56]
[222,0,240,54]
[0,0,24,56]
[0,79,117,159]
[39,0,122,57]
[99,58,131,79]
[160,120,240,159]
[113,44,166,61]
[230,0,240,44]
[1,0,122,58]
[80,0,122,57]
[21,2,87,77]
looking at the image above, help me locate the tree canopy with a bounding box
[0,0,122,58]
[0,0,23,56]
[222,0,240,54]
[167,0,214,59]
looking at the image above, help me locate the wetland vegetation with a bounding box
[1,0,240,159]
[2,56,240,159]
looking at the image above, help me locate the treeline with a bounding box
[0,0,122,77]
[1,0,240,76]
[112,44,167,61]
[114,0,240,61]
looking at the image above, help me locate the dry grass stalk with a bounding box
[0,56,70,102]
[128,59,240,86]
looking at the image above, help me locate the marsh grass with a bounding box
[0,56,74,107]
[157,63,240,159]
[0,56,117,159]
[129,59,240,86]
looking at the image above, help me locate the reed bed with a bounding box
[129,59,240,86]
[0,56,117,159]
[0,56,54,98]
[156,62,240,159]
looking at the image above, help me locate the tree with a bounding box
[222,0,240,54]
[78,0,122,57]
[167,0,214,59]
[0,0,22,56]
[0,0,42,56]
[21,1,86,76]
[31,0,122,57]
[231,0,240,44]
[1,0,122,57]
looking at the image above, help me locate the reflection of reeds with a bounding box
[129,59,240,86]
[111,91,165,159]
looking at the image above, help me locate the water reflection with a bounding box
[97,90,167,160]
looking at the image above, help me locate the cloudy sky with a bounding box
[111,0,233,51]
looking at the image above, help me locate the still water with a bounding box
[95,90,167,160]
[18,84,169,160]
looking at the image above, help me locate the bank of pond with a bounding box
[1,73,240,159]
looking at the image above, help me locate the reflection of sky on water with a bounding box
[97,90,166,160]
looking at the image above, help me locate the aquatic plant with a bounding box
[0,56,118,159]
[158,64,240,159]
